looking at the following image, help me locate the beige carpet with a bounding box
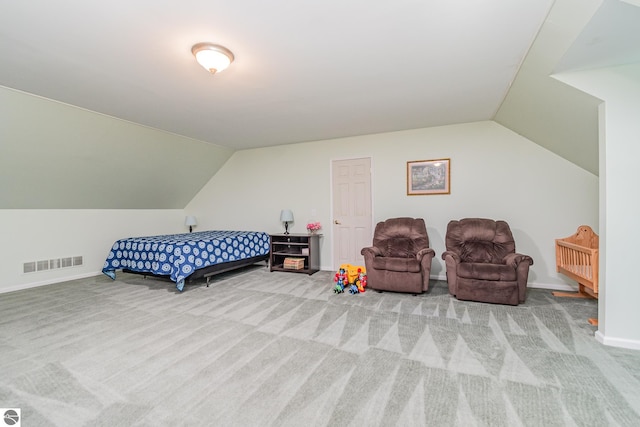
[1,265,639,426]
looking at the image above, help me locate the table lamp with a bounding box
[185,216,197,233]
[280,209,294,235]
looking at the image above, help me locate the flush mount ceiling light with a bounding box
[191,42,234,74]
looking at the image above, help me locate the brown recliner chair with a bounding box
[361,217,435,294]
[441,218,533,305]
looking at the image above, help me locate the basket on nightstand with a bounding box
[283,257,305,270]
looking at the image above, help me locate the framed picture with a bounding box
[407,158,450,195]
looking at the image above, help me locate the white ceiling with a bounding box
[555,0,640,73]
[0,0,555,150]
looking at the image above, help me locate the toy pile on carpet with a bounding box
[333,264,367,294]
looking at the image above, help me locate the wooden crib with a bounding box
[552,225,599,324]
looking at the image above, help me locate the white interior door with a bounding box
[331,157,373,269]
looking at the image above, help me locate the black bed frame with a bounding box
[123,253,270,288]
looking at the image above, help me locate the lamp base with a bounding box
[284,222,290,235]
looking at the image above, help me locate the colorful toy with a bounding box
[333,265,367,295]
[339,264,366,284]
[354,271,367,293]
[334,268,347,293]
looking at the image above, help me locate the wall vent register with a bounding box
[23,256,83,274]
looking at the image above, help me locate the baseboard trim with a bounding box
[1,271,103,294]
[527,282,577,292]
[595,331,640,351]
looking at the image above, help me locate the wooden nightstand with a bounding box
[270,233,320,275]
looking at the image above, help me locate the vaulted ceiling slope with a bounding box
[1,0,552,151]
[2,1,639,209]
[496,0,640,176]
[0,86,234,209]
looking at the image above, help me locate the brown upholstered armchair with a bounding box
[360,217,435,294]
[441,218,533,305]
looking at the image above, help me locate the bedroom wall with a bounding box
[555,62,640,349]
[186,120,598,289]
[494,0,602,175]
[0,209,185,293]
[0,85,234,209]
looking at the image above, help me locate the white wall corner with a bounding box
[595,330,640,351]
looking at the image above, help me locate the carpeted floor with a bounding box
[1,265,639,426]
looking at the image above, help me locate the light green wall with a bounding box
[494,0,602,175]
[0,209,185,293]
[0,85,235,292]
[0,120,602,340]
[186,121,598,288]
[556,63,640,350]
[0,86,234,209]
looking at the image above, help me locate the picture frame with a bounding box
[407,158,450,195]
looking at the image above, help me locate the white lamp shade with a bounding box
[185,216,198,227]
[280,209,294,222]
[192,43,234,74]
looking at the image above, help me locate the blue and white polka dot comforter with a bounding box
[102,230,270,291]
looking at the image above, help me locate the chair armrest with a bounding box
[503,253,534,268]
[503,253,534,303]
[416,248,435,260]
[441,250,460,296]
[361,246,383,257]
[441,251,460,263]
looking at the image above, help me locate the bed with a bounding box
[102,230,271,291]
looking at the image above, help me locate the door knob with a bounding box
[334,220,341,225]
